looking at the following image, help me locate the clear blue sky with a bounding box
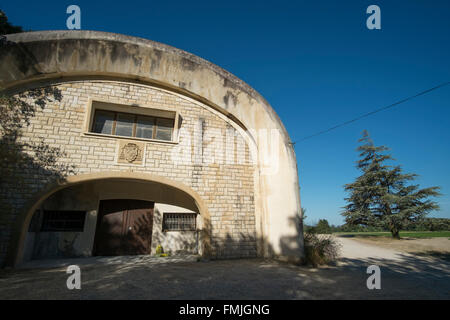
[3,0,449,225]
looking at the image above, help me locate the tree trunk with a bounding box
[391,228,400,239]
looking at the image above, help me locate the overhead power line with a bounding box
[297,81,450,143]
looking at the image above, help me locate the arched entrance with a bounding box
[7,172,211,266]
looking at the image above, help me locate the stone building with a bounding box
[0,31,304,267]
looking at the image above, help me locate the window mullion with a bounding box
[132,115,137,137]
[111,112,118,135]
[153,117,157,139]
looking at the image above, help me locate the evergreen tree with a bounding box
[316,219,331,234]
[0,10,24,35]
[342,130,441,239]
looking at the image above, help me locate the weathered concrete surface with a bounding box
[0,31,304,265]
[0,240,448,299]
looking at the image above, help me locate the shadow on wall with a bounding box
[278,215,305,263]
[150,206,198,255]
[0,83,76,266]
[147,213,305,264]
[106,213,153,256]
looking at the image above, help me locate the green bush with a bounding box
[303,233,341,267]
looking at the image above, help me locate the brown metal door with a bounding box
[94,199,154,256]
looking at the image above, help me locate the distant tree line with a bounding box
[304,217,450,234]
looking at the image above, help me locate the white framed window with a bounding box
[85,100,179,143]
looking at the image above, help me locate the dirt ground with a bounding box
[0,237,449,300]
[343,236,450,256]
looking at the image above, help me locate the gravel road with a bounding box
[0,237,448,299]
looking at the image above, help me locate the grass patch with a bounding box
[334,231,450,239]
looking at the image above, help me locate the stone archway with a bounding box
[7,172,211,266]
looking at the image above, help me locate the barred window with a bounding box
[162,213,197,231]
[41,211,86,232]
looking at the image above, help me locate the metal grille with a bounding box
[162,213,196,231]
[41,210,86,232]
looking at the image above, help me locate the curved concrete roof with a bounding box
[0,30,291,144]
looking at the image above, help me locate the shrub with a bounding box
[155,245,164,255]
[303,233,341,267]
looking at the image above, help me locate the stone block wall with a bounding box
[0,80,258,264]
